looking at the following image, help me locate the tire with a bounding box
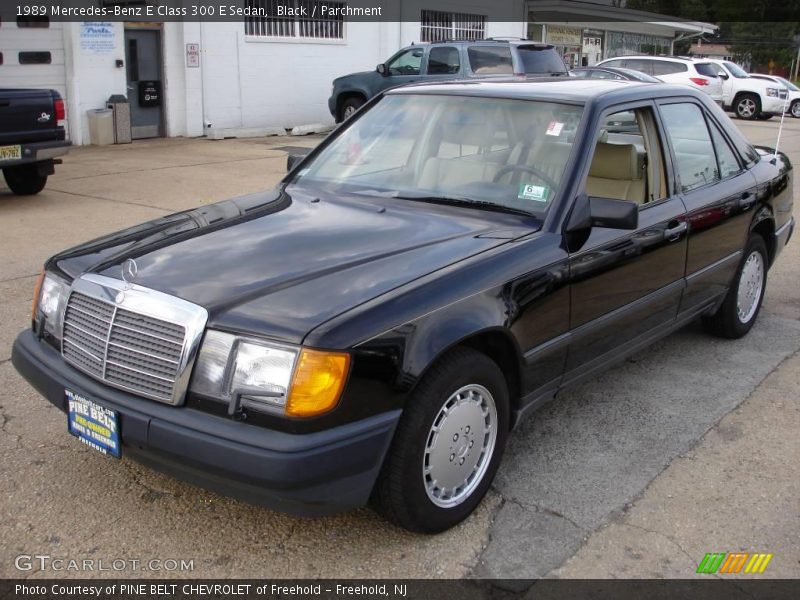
[791,100,800,118]
[340,97,365,121]
[734,94,761,120]
[3,164,48,195]
[756,113,773,120]
[702,235,768,339]
[371,347,510,533]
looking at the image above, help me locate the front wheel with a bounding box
[702,235,768,339]
[340,97,365,121]
[371,347,509,533]
[791,100,800,118]
[3,164,48,195]
[734,94,760,120]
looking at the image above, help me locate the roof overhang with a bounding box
[527,1,718,37]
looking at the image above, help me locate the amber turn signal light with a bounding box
[31,269,45,322]
[286,349,350,418]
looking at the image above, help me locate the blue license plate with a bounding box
[66,389,120,458]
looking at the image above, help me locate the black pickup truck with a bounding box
[1,88,70,195]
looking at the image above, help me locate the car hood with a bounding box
[52,186,538,344]
[335,70,379,85]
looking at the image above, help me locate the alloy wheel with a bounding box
[736,250,764,323]
[423,384,498,508]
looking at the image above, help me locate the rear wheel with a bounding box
[3,164,47,195]
[340,97,365,121]
[702,235,768,339]
[734,94,760,120]
[791,100,800,118]
[371,347,509,533]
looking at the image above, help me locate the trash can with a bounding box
[106,94,132,144]
[87,109,114,146]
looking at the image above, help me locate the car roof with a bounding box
[387,78,696,105]
[572,66,661,81]
[602,55,706,63]
[403,39,553,49]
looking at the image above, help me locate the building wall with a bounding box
[200,0,526,132]
[1,0,526,145]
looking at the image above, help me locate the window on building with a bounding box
[244,0,345,39]
[17,16,49,28]
[427,46,461,75]
[18,51,52,65]
[420,10,486,43]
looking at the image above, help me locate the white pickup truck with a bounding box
[706,59,788,120]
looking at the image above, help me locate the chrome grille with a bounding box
[60,276,208,405]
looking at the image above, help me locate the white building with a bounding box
[0,0,714,146]
[0,1,527,145]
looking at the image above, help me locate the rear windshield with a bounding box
[694,63,719,77]
[516,45,567,73]
[467,46,513,74]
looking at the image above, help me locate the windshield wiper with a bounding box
[392,194,535,217]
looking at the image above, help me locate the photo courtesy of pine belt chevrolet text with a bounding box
[12,78,795,533]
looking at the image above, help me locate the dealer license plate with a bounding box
[0,145,22,161]
[66,389,120,458]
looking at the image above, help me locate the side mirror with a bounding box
[566,194,638,233]
[717,71,729,80]
[286,153,308,172]
[377,63,388,76]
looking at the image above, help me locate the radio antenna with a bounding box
[772,87,790,164]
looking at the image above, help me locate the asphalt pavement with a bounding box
[0,118,797,582]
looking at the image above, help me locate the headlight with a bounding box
[190,330,349,418]
[766,88,779,97]
[32,270,70,341]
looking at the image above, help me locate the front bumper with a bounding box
[775,216,795,257]
[0,139,70,169]
[761,96,786,115]
[12,330,400,516]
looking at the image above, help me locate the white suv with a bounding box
[747,74,798,118]
[704,59,787,120]
[596,56,724,104]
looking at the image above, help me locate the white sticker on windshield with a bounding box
[518,184,549,202]
[546,121,564,136]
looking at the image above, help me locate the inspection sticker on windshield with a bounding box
[546,121,564,136]
[518,184,549,202]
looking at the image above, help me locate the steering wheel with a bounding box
[492,164,557,189]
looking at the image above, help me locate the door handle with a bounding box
[738,192,756,211]
[664,220,688,242]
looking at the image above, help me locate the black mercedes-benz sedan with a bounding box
[13,79,794,533]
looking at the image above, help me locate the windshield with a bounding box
[292,94,583,216]
[723,62,749,78]
[516,45,567,74]
[776,76,799,91]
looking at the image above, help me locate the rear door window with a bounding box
[660,102,719,192]
[467,46,513,74]
[624,59,654,75]
[427,46,461,75]
[515,45,566,74]
[652,61,687,75]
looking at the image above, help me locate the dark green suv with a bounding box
[328,39,567,122]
